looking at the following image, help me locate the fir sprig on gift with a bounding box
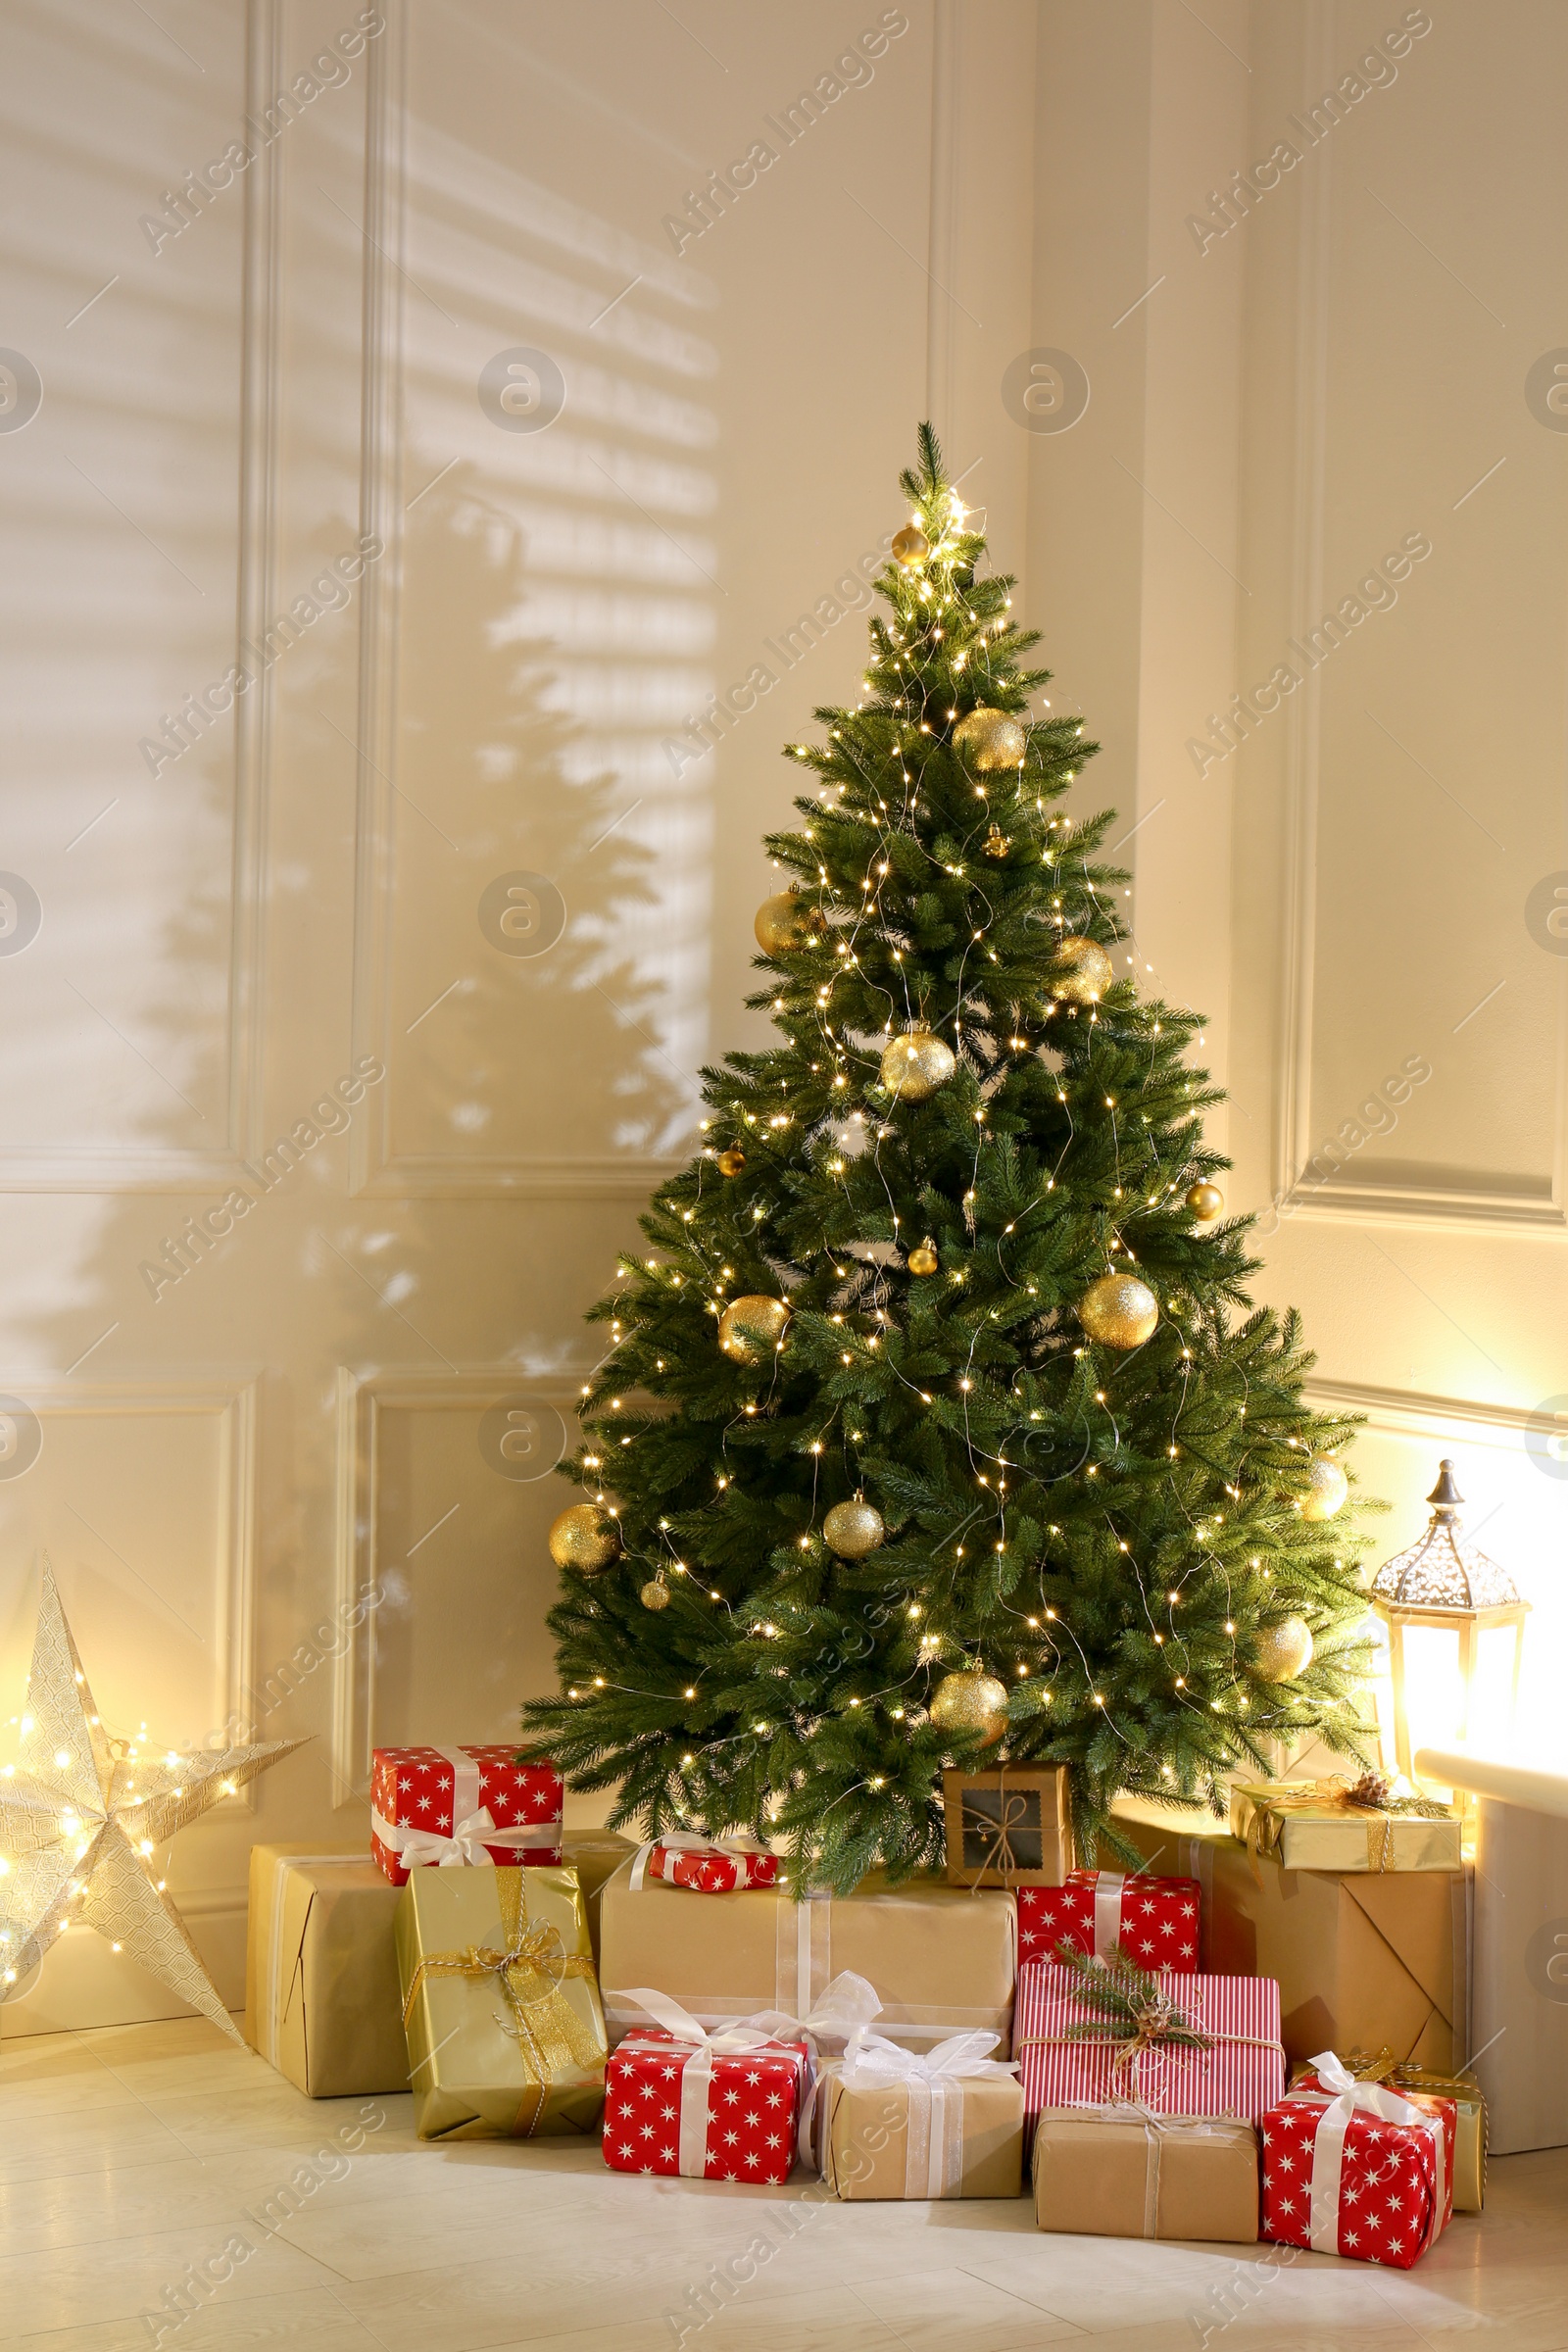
[1054,1942,1214,2058]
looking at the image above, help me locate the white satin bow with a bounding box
[387,1806,561,1869]
[808,2024,1017,2194]
[836,2025,1018,2086]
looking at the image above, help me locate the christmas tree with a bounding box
[522,426,1376,1888]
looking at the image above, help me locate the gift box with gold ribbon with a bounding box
[1230,1777,1460,1874]
[394,1862,607,2139]
[1293,2049,1487,2211]
[943,1767,1071,1888]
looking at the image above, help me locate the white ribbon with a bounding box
[616,1975,879,2179]
[1293,2049,1448,2257]
[370,1802,562,1869]
[628,1830,773,1892]
[811,2025,1018,2195]
[1092,1871,1126,1963]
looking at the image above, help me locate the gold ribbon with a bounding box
[402,1871,600,2134]
[1240,1778,1451,1876]
[958,1786,1039,1885]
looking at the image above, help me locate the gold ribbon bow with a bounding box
[960,1788,1037,1882]
[1242,1774,1451,1875]
[403,1871,600,2133]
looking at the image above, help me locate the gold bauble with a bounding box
[891,523,930,567]
[823,1497,886,1560]
[880,1025,956,1102]
[716,1148,747,1178]
[640,1577,671,1611]
[754,890,818,956]
[1049,935,1115,1004]
[1251,1614,1315,1683]
[717,1294,790,1364]
[1078,1272,1158,1349]
[1186,1182,1225,1221]
[982,824,1010,859]
[952,707,1026,771]
[906,1238,940,1277]
[1299,1458,1348,1522]
[548,1502,620,1573]
[929,1669,1009,1746]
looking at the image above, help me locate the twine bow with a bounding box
[1241,1775,1451,1875]
[956,1786,1040,1886]
[1054,2102,1237,2237]
[402,1869,600,2132]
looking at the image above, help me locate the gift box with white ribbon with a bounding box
[1260,2050,1455,2268]
[813,2027,1024,2199]
[369,1743,562,1886]
[1019,1870,1201,1973]
[630,1832,779,1893]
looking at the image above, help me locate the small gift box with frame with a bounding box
[943,1767,1072,1889]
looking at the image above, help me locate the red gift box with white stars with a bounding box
[1018,1871,1201,1973]
[636,1840,780,1893]
[1260,2070,1455,2268]
[602,2028,809,2183]
[368,1744,562,1886]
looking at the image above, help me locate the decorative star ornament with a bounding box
[0,1558,307,2041]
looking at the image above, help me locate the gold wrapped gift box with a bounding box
[818,2070,1023,2200]
[1110,1797,1469,2074]
[395,1863,608,2140]
[1033,2107,1259,2241]
[1230,1781,1462,1874]
[599,1866,1015,2053]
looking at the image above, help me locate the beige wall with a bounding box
[0,0,1561,2031]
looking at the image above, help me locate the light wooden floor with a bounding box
[1,2017,1563,2352]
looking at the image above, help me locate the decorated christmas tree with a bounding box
[521,426,1376,1889]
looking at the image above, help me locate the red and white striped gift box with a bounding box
[1018,1872,1201,1973]
[369,1744,562,1886]
[1014,1962,1285,2131]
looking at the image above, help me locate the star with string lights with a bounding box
[0,1558,306,2039]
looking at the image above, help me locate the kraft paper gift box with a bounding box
[1261,2056,1455,2268]
[1015,1961,1285,2132]
[1293,2052,1487,2213]
[395,1862,607,2139]
[1032,2107,1259,2242]
[244,1845,408,2098]
[370,1743,562,1885]
[943,1767,1072,1888]
[598,1866,1015,2055]
[1109,1797,1470,2074]
[816,2030,1024,2200]
[1230,1780,1461,1873]
[561,1830,635,1966]
[1019,1870,1201,1973]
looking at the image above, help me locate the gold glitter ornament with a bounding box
[952,707,1026,771]
[929,1669,1009,1746]
[717,1295,790,1363]
[823,1497,886,1560]
[891,524,930,567]
[880,1024,956,1102]
[1186,1182,1224,1221]
[1299,1459,1348,1522]
[1049,935,1114,1004]
[1078,1272,1158,1349]
[1251,1614,1315,1682]
[754,890,819,956]
[548,1502,620,1573]
[640,1577,671,1611]
[983,824,1010,859]
[906,1238,940,1277]
[716,1148,747,1177]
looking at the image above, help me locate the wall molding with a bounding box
[1304,1375,1540,1448]
[330,1364,581,1800]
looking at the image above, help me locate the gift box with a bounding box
[944,1767,1072,1888]
[1109,1797,1469,2073]
[604,2006,811,2184]
[1015,1959,1285,2131]
[599,1868,1014,2055]
[815,2029,1023,2199]
[564,1830,635,1966]
[630,1833,779,1893]
[1261,2053,1455,2267]
[395,1862,606,2139]
[1293,2052,1486,2214]
[1032,2106,1258,2241]
[243,1845,407,2098]
[1231,1779,1461,1873]
[370,1744,562,1885]
[1019,1871,1200,1973]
